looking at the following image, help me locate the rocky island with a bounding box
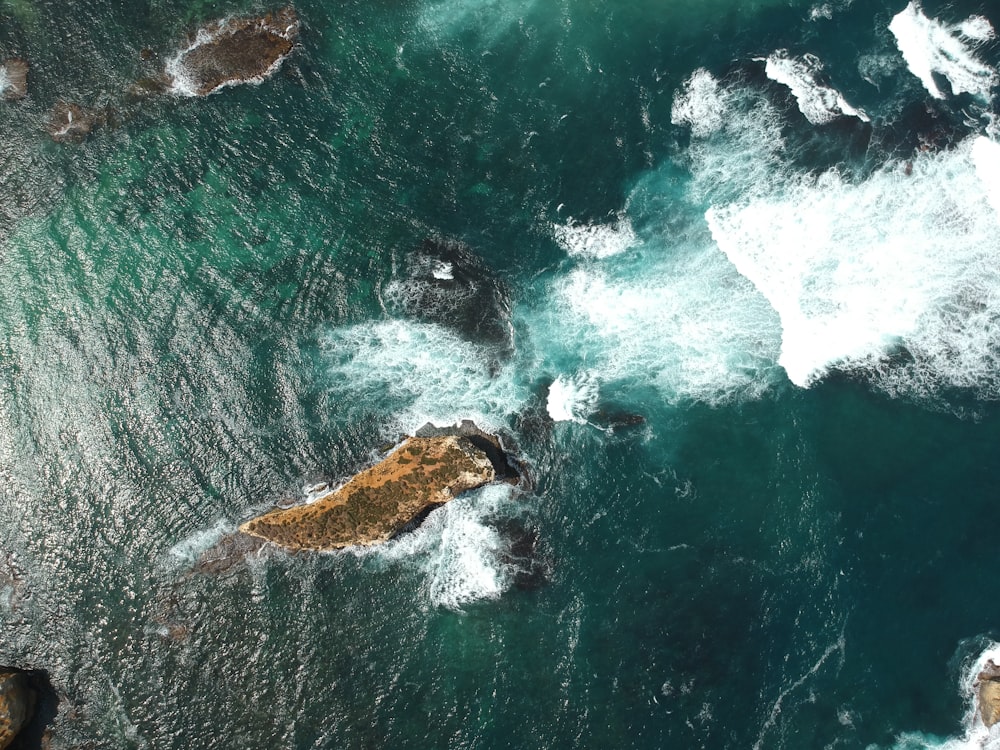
[0,59,28,101]
[977,659,1000,728]
[240,422,519,551]
[0,670,35,749]
[165,7,300,96]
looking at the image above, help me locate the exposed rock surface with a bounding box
[166,7,299,96]
[387,239,515,359]
[46,103,106,143]
[0,670,36,749]
[977,659,1000,727]
[241,425,516,550]
[0,59,28,101]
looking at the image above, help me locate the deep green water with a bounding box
[3,0,1000,747]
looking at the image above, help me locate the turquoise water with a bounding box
[3,0,1000,747]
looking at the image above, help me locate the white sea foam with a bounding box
[366,484,517,609]
[972,136,1000,220]
[534,245,782,405]
[888,3,998,100]
[321,319,525,433]
[706,137,1000,395]
[764,50,869,124]
[889,642,1000,750]
[431,261,454,280]
[0,67,9,99]
[165,519,235,566]
[671,69,730,138]
[552,218,638,259]
[546,372,599,423]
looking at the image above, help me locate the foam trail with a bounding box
[888,3,998,100]
[553,218,638,259]
[764,50,869,124]
[546,372,599,423]
[363,484,517,609]
[706,138,1000,394]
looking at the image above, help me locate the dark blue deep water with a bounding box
[3,0,1000,747]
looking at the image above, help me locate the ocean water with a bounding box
[3,0,1000,747]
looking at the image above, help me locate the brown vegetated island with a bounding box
[240,424,519,551]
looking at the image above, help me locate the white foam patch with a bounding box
[889,643,1000,750]
[364,484,517,609]
[164,519,235,567]
[553,218,638,259]
[321,319,526,434]
[431,261,454,280]
[706,137,1000,394]
[531,244,782,405]
[889,3,998,100]
[0,67,9,98]
[546,372,599,423]
[973,136,1000,220]
[671,69,730,138]
[764,50,870,124]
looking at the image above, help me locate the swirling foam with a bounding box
[553,218,638,259]
[764,50,869,124]
[321,319,526,433]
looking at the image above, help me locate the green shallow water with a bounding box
[3,0,1000,747]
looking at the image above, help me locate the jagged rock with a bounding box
[166,7,299,96]
[0,670,36,749]
[977,659,1000,727]
[46,102,105,143]
[241,427,516,551]
[0,59,28,101]
[387,239,515,358]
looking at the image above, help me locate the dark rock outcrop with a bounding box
[0,59,28,101]
[46,102,106,143]
[0,671,35,749]
[241,424,518,551]
[977,659,1000,727]
[387,239,515,359]
[166,7,299,96]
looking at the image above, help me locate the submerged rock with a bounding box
[977,659,1000,727]
[241,425,517,551]
[0,59,28,101]
[46,102,106,143]
[0,670,36,749]
[165,7,299,96]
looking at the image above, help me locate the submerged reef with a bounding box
[240,422,519,551]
